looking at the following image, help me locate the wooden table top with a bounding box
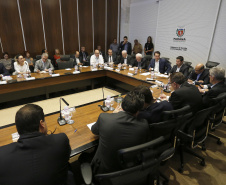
[0,66,171,156]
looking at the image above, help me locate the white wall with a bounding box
[120,0,226,69]
[209,0,226,69]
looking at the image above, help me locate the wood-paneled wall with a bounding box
[0,0,120,57]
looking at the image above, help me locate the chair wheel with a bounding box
[178,167,184,173]
[217,140,222,145]
[200,160,205,166]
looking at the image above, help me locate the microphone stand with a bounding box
[57,98,67,126]
[99,87,109,112]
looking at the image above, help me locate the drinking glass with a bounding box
[109,97,115,111]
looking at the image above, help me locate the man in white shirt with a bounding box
[74,51,81,65]
[90,50,104,66]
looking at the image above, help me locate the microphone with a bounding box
[57,98,69,126]
[99,87,109,112]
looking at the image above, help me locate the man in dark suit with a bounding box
[135,85,173,124]
[188,63,210,85]
[119,36,132,55]
[199,67,226,107]
[170,56,189,78]
[79,46,89,64]
[104,49,116,64]
[97,45,105,59]
[133,53,148,69]
[91,91,149,174]
[0,63,10,76]
[160,72,203,113]
[117,50,134,66]
[148,51,171,74]
[0,104,73,185]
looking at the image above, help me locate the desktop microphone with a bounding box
[57,98,69,126]
[99,87,109,112]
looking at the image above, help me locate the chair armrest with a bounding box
[81,163,92,185]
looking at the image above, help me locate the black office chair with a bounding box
[143,55,152,62]
[150,105,192,182]
[183,61,192,66]
[36,55,41,60]
[177,105,217,173]
[206,61,220,69]
[56,55,75,69]
[81,136,174,185]
[208,93,226,144]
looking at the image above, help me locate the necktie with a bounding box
[83,53,86,60]
[110,56,112,62]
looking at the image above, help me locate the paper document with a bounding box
[141,72,151,76]
[87,122,96,130]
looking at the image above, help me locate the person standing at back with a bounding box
[110,38,119,55]
[0,104,72,185]
[133,39,142,54]
[119,36,132,55]
[144,36,154,56]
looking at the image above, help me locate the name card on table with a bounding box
[141,72,151,76]
[26,77,35,81]
[0,81,7,85]
[129,68,134,71]
[91,69,98,71]
[127,72,134,76]
[73,71,81,74]
[51,74,60,77]
[65,68,71,70]
[115,69,120,72]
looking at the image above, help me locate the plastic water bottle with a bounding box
[49,68,52,75]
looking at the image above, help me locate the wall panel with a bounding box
[78,0,93,54]
[19,0,45,57]
[107,0,118,50]
[93,0,106,53]
[42,0,63,56]
[61,0,79,54]
[0,0,24,57]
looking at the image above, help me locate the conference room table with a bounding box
[0,66,170,157]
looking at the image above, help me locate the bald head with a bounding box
[75,51,79,58]
[94,50,100,58]
[195,63,205,74]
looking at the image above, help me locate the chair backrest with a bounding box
[36,55,41,60]
[60,55,70,61]
[210,92,226,128]
[206,61,220,69]
[70,54,75,60]
[144,55,152,62]
[95,136,172,185]
[183,61,192,66]
[178,105,217,147]
[56,58,74,69]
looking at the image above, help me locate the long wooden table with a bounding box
[0,67,170,157]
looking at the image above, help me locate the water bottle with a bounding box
[48,68,52,75]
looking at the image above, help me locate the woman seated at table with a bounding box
[13,54,29,75]
[53,49,60,68]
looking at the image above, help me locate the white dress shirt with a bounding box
[13,61,29,75]
[154,60,159,72]
[124,57,127,64]
[75,58,80,65]
[176,64,183,72]
[108,56,113,63]
[90,55,104,66]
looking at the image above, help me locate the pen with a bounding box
[74,129,77,133]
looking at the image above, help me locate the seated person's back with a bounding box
[0,104,71,185]
[91,91,149,174]
[134,85,173,124]
[200,67,226,107]
[160,72,203,113]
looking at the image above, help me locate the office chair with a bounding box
[177,104,217,173]
[150,105,192,182]
[81,136,174,185]
[56,55,75,69]
[183,61,192,66]
[208,93,226,144]
[143,55,152,62]
[205,61,220,69]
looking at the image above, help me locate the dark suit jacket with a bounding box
[0,63,10,75]
[188,69,210,84]
[104,53,117,63]
[148,58,172,74]
[169,82,203,113]
[119,41,132,55]
[0,132,71,185]
[170,64,189,78]
[137,101,173,124]
[117,55,134,66]
[79,51,89,63]
[202,82,226,107]
[133,58,148,69]
[91,111,149,174]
